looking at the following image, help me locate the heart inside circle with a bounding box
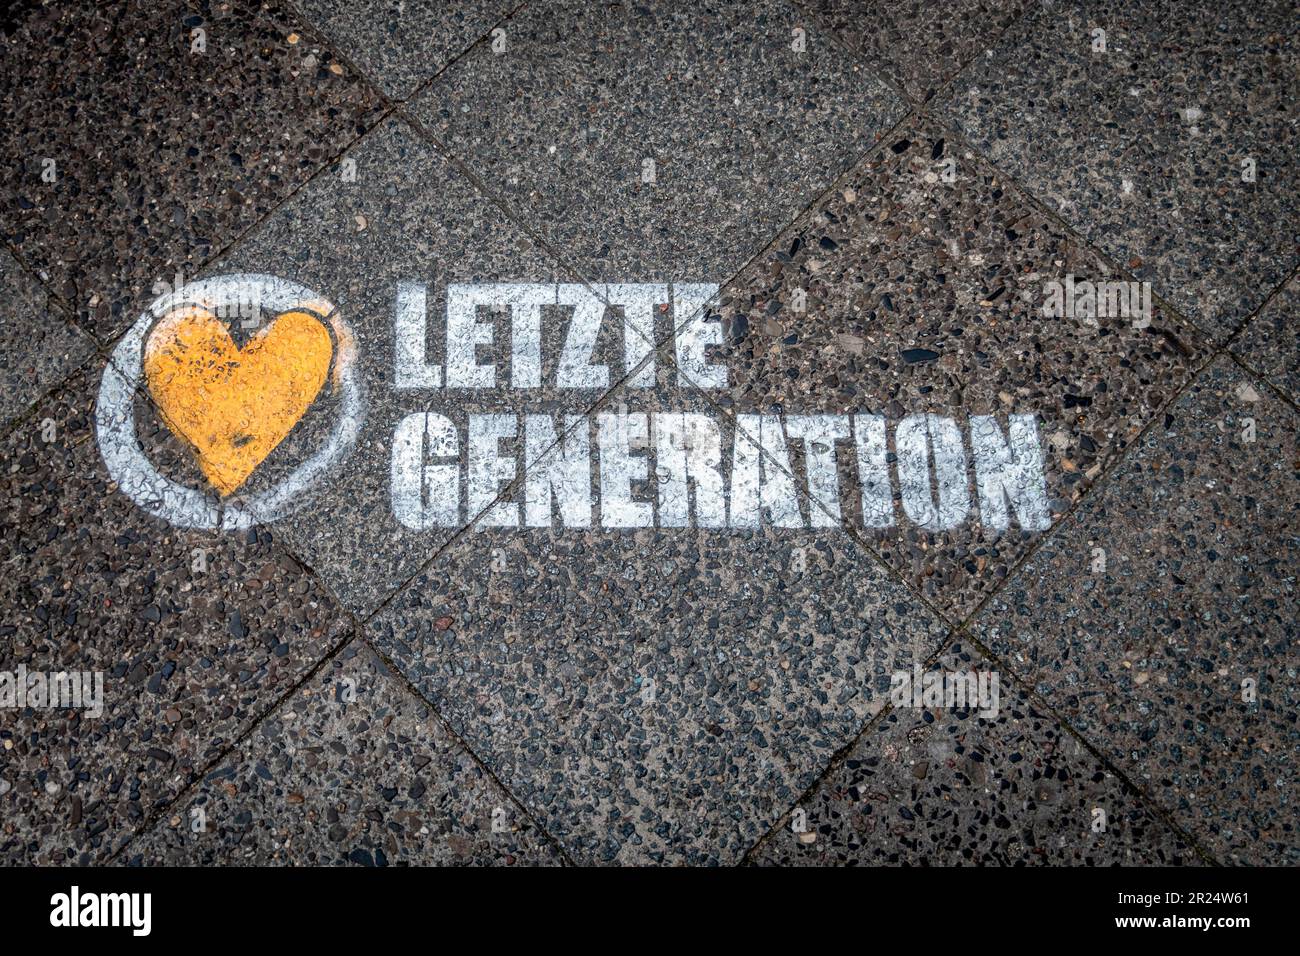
[143,305,333,496]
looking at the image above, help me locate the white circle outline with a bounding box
[96,274,365,530]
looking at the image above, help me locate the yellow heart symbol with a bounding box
[144,305,333,496]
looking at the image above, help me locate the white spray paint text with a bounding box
[388,282,1052,534]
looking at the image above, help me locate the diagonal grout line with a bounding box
[659,102,1206,396]
[78,0,965,406]
[741,621,1226,866]
[399,111,1166,667]
[955,627,1224,866]
[91,322,594,863]
[789,0,961,109]
[101,463,584,866]
[725,160,1300,870]
[100,176,696,861]
[425,340,966,862]
[739,628,958,864]
[223,380,632,860]
[7,0,526,384]
[373,44,1276,862]
[307,0,680,346]
[88,102,1299,875]
[928,111,1212,353]
[356,634,579,865]
[305,332,959,864]
[279,0,400,113]
[909,0,1051,110]
[0,239,93,348]
[818,256,1299,865]
[104,479,579,865]
[392,1,533,105]
[390,105,688,353]
[391,0,919,360]
[28,0,1291,867]
[612,108,1205,641]
[0,336,101,446]
[656,344,968,634]
[356,319,898,634]
[100,324,668,864]
[629,122,921,349]
[106,620,360,865]
[339,340,673,628]
[90,104,396,366]
[198,81,931,662]
[691,102,1213,646]
[790,0,1050,111]
[625,0,1153,383]
[109,524,579,865]
[81,360,397,862]
[0,0,403,449]
[739,257,1300,868]
[110,200,1280,869]
[0,239,141,447]
[312,28,1086,740]
[929,111,1300,347]
[23,0,405,361]
[283,0,532,108]
[1223,349,1300,415]
[1217,265,1300,414]
[784,0,914,105]
[947,255,1300,636]
[122,549,578,867]
[225,360,680,860]
[108,5,1252,858]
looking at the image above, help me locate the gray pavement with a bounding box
[0,0,1295,866]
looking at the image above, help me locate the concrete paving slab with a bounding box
[0,363,347,864]
[0,0,1293,870]
[977,357,1299,865]
[941,0,1300,338]
[193,116,690,616]
[0,249,93,431]
[0,0,384,341]
[798,0,1034,103]
[1233,273,1300,405]
[752,642,1203,864]
[368,362,950,863]
[298,0,518,100]
[126,640,563,865]
[409,0,904,284]
[710,117,1208,618]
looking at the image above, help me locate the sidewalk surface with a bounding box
[0,0,1296,866]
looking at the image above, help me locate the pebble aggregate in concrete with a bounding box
[978,358,1299,864]
[128,641,563,865]
[941,0,1300,338]
[369,375,949,863]
[201,117,573,616]
[411,0,905,284]
[0,0,384,341]
[801,0,1035,103]
[1232,274,1300,405]
[299,0,519,100]
[753,643,1201,865]
[0,249,93,430]
[0,367,345,864]
[712,117,1207,617]
[0,0,1293,867]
